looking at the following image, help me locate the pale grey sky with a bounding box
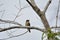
[0,0,60,40]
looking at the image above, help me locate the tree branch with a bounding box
[51,26,60,29]
[0,26,45,32]
[43,0,52,13]
[0,31,28,40]
[0,19,22,26]
[26,0,50,30]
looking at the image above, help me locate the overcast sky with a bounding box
[0,0,60,40]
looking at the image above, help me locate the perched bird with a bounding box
[25,20,31,33]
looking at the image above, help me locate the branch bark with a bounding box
[0,26,45,32]
[26,0,51,30]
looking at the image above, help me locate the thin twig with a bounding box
[6,1,30,38]
[6,23,14,37]
[55,0,60,31]
[14,5,29,21]
[51,26,60,29]
[43,0,52,13]
[0,31,28,40]
[0,19,22,26]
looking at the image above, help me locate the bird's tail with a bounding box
[27,29,31,33]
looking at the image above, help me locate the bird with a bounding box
[25,20,31,33]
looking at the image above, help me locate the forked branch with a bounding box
[0,19,22,26]
[26,0,51,30]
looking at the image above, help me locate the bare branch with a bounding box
[0,19,22,26]
[0,26,45,32]
[14,5,29,21]
[56,0,60,27]
[30,0,37,6]
[26,0,40,12]
[51,26,60,29]
[55,0,60,32]
[0,31,28,40]
[43,0,52,13]
[26,0,50,30]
